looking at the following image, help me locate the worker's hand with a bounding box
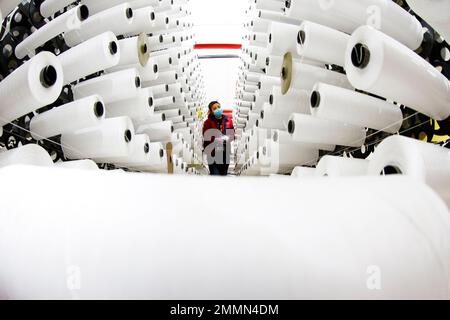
[215,137,224,143]
[216,135,229,143]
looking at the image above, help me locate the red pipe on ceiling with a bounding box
[194,43,242,50]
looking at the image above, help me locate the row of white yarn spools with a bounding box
[0,0,205,175]
[232,0,450,206]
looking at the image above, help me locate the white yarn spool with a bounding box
[109,134,151,167]
[159,108,180,118]
[64,3,134,47]
[249,32,270,48]
[281,53,352,94]
[168,115,184,124]
[115,33,150,68]
[315,156,370,177]
[106,89,154,120]
[132,113,165,129]
[81,0,132,15]
[267,22,301,58]
[244,84,259,93]
[252,99,269,120]
[264,55,285,77]
[288,113,367,147]
[166,83,183,96]
[73,68,141,104]
[240,92,256,102]
[407,0,450,42]
[152,53,173,72]
[58,31,120,84]
[143,70,178,87]
[238,107,251,115]
[0,51,63,126]
[255,0,284,13]
[150,14,171,33]
[61,116,135,161]
[135,159,167,173]
[368,135,450,206]
[257,8,302,26]
[174,127,192,144]
[40,0,79,18]
[259,104,288,130]
[147,141,166,165]
[297,21,350,67]
[245,72,262,83]
[269,86,310,115]
[156,97,185,111]
[247,18,271,33]
[345,26,450,120]
[310,83,403,133]
[273,129,336,152]
[258,75,280,93]
[137,120,174,142]
[30,95,105,140]
[148,83,168,96]
[136,60,159,82]
[269,139,319,172]
[153,96,176,108]
[127,0,160,10]
[285,0,423,50]
[15,5,89,59]
[122,6,156,37]
[265,54,325,78]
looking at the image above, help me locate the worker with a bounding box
[203,101,235,176]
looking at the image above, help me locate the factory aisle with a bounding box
[0,0,449,301]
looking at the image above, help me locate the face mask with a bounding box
[213,108,223,118]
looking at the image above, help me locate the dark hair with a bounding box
[208,101,220,111]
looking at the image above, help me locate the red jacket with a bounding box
[203,114,234,149]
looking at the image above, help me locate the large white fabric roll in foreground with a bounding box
[0,167,449,299]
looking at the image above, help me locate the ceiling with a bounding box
[190,0,247,110]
